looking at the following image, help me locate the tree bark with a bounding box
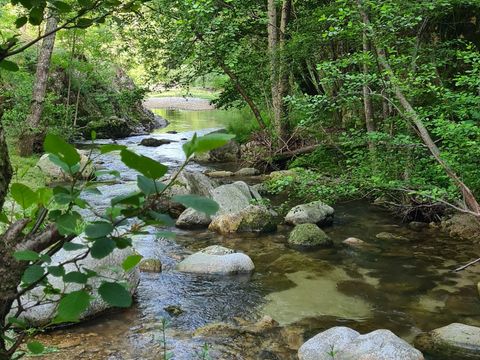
[268,0,291,143]
[20,15,58,157]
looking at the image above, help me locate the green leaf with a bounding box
[7,317,27,329]
[183,133,235,157]
[22,265,45,284]
[98,282,132,308]
[44,134,80,167]
[37,187,53,205]
[111,192,143,206]
[27,341,45,354]
[120,149,167,179]
[47,266,65,277]
[63,271,88,284]
[53,290,91,323]
[113,237,132,249]
[122,254,142,271]
[84,221,114,239]
[10,183,38,209]
[52,1,71,12]
[56,212,82,236]
[137,175,166,195]
[63,242,87,251]
[13,250,39,261]
[0,60,19,72]
[77,17,94,28]
[15,16,28,28]
[0,212,8,223]
[172,195,219,216]
[28,6,44,25]
[90,237,116,259]
[147,211,175,226]
[99,144,126,154]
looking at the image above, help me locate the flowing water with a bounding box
[36,105,480,359]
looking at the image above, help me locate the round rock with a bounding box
[176,245,254,275]
[288,223,332,248]
[285,200,334,226]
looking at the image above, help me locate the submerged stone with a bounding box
[140,137,175,147]
[288,223,332,248]
[139,258,162,273]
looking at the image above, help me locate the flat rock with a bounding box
[206,170,234,178]
[285,200,334,226]
[298,327,360,360]
[176,245,254,275]
[342,237,366,247]
[415,323,480,359]
[376,232,410,241]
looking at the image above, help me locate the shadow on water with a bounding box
[38,108,480,359]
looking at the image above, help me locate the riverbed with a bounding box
[34,101,480,359]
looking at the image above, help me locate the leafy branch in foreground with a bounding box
[0,131,234,359]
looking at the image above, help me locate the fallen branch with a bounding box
[454,257,480,272]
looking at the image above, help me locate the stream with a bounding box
[35,104,480,359]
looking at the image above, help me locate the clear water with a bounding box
[37,108,480,359]
[153,108,245,133]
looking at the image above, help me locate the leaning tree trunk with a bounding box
[20,14,58,157]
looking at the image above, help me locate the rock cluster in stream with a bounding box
[298,326,424,360]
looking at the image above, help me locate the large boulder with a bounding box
[194,129,240,163]
[211,181,262,215]
[288,223,332,248]
[37,150,95,183]
[415,323,480,360]
[298,327,360,360]
[176,207,212,229]
[299,327,424,360]
[176,245,254,275]
[13,237,139,326]
[285,200,334,226]
[209,205,277,234]
[157,171,217,217]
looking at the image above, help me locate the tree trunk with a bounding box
[20,15,58,157]
[362,30,375,139]
[268,0,291,143]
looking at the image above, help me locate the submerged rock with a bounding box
[342,237,366,247]
[415,323,480,360]
[139,258,162,273]
[288,223,332,248]
[376,232,410,241]
[441,213,480,241]
[299,327,424,360]
[194,129,240,162]
[140,138,175,147]
[209,205,277,234]
[176,207,212,229]
[14,237,139,326]
[235,167,260,176]
[285,200,334,226]
[164,305,183,316]
[176,245,254,274]
[37,150,95,183]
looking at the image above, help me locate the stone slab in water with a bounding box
[176,245,255,275]
[299,327,424,360]
[415,323,480,359]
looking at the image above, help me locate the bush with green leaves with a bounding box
[0,130,234,359]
